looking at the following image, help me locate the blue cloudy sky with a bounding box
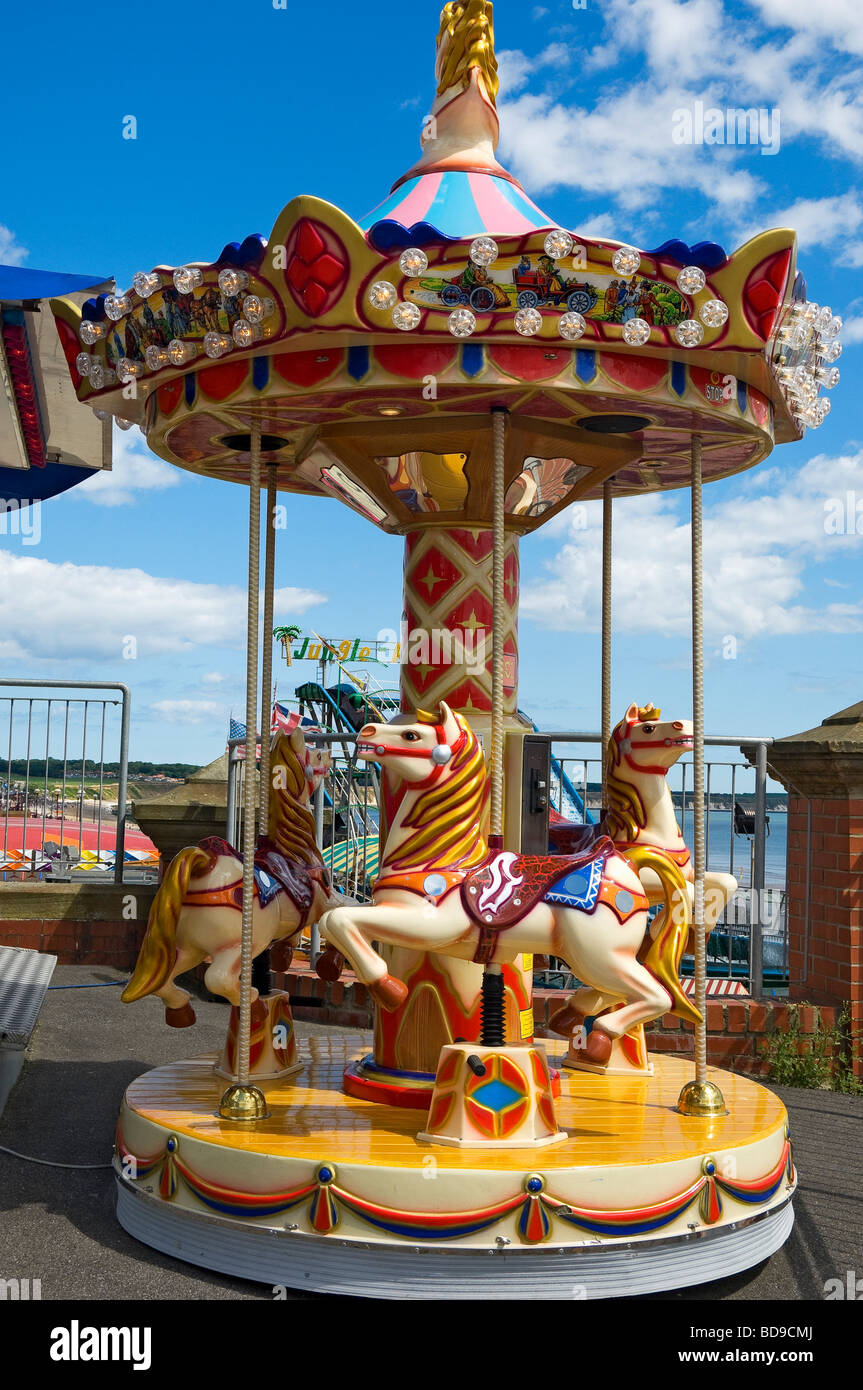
[1,0,861,765]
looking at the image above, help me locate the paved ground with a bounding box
[0,965,860,1302]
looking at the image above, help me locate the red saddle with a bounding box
[461,837,616,932]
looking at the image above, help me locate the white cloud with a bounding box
[731,192,863,262]
[522,450,863,641]
[749,0,863,57]
[496,0,863,228]
[149,699,224,724]
[73,427,180,508]
[841,315,863,344]
[0,225,28,266]
[0,552,327,663]
[202,671,226,685]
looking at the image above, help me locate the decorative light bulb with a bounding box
[167,340,196,366]
[75,352,92,376]
[699,298,729,328]
[820,366,840,389]
[88,362,105,390]
[116,418,135,431]
[469,236,498,267]
[612,246,640,276]
[79,320,104,345]
[232,319,262,348]
[92,408,110,421]
[241,294,274,324]
[558,311,586,340]
[105,294,131,321]
[821,339,842,363]
[203,332,232,358]
[823,315,842,339]
[544,229,573,260]
[217,268,249,296]
[117,357,142,380]
[800,301,819,323]
[448,307,476,337]
[514,306,543,336]
[173,266,204,294]
[392,301,421,331]
[814,305,833,332]
[674,319,704,347]
[367,281,397,311]
[816,396,831,420]
[145,345,168,370]
[622,317,650,345]
[676,265,706,295]
[133,271,162,299]
[399,247,428,278]
[102,367,117,386]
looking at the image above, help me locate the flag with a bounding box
[271,702,301,736]
[229,718,246,741]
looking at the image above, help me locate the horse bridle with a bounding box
[358,721,468,789]
[615,721,691,776]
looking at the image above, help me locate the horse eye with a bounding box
[403,731,419,741]
[642,724,654,733]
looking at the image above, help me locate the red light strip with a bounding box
[1,319,46,468]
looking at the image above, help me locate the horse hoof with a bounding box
[549,1003,586,1038]
[369,972,408,1012]
[165,1003,196,1029]
[315,947,344,983]
[585,1027,613,1065]
[269,941,293,973]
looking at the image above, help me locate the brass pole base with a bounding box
[677,1079,728,1117]
[217,1083,270,1121]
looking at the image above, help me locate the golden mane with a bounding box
[382,710,489,873]
[267,730,322,866]
[604,709,649,842]
[436,0,499,103]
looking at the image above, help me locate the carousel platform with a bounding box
[116,1033,795,1299]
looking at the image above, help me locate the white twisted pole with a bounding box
[490,408,507,843]
[237,424,262,1089]
[601,477,613,809]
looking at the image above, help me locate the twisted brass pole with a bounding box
[219,424,268,1121]
[678,433,725,1116]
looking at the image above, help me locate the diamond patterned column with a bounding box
[400,526,519,717]
[350,525,530,1095]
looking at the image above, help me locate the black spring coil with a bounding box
[480,970,506,1048]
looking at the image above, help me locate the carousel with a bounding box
[51,0,841,1297]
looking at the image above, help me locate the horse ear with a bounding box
[625,702,639,723]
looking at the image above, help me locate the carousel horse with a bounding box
[122,724,342,1027]
[548,702,737,1037]
[317,702,700,1066]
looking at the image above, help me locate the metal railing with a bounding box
[0,680,130,885]
[546,732,786,997]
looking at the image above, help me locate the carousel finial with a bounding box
[436,1,499,105]
[391,0,515,190]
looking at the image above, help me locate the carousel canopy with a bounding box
[50,1,840,532]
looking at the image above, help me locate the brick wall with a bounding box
[0,917,146,969]
[786,794,861,1071]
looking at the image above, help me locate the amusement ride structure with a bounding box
[50,0,843,1296]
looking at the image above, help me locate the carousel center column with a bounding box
[345,521,534,1104]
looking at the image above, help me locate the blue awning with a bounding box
[0,264,109,302]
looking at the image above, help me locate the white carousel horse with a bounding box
[122,725,342,1026]
[547,702,737,1037]
[318,702,699,1066]
[604,702,737,937]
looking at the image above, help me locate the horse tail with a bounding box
[626,845,701,1026]
[121,845,213,1003]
